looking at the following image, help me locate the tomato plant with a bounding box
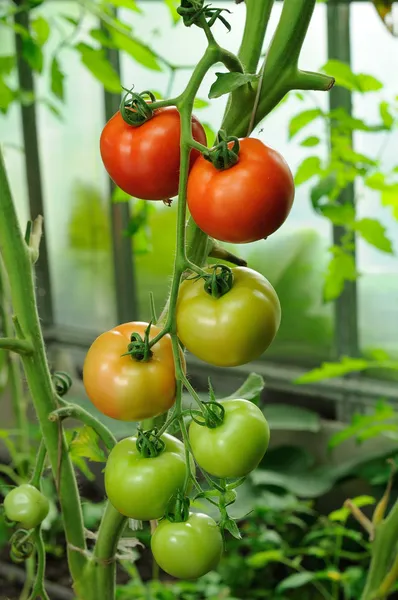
[4,484,49,530]
[104,433,194,521]
[151,512,223,579]
[189,399,270,478]
[100,107,207,200]
[176,266,281,367]
[187,138,295,244]
[83,322,185,421]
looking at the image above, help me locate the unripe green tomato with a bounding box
[176,266,281,367]
[151,512,223,579]
[105,433,195,521]
[189,399,270,478]
[4,484,49,530]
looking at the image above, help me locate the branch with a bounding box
[49,405,117,451]
[0,337,33,355]
[209,243,247,267]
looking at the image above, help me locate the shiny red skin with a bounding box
[187,138,295,243]
[100,107,207,200]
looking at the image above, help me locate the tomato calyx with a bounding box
[164,490,190,523]
[136,427,166,458]
[204,265,234,298]
[123,322,153,362]
[177,1,232,32]
[120,88,156,127]
[203,130,240,171]
[191,379,225,428]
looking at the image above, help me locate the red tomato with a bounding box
[187,138,295,243]
[100,107,207,200]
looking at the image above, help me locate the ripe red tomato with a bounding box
[100,107,207,200]
[83,322,185,421]
[187,138,295,243]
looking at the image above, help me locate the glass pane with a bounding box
[122,1,334,366]
[34,1,117,333]
[351,2,398,364]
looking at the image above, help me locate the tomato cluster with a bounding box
[79,98,294,580]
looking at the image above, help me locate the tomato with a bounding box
[100,107,207,200]
[3,484,49,530]
[151,512,223,579]
[189,399,270,478]
[83,322,185,421]
[176,267,281,367]
[105,433,194,521]
[187,137,294,243]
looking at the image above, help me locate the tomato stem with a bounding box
[49,405,117,452]
[29,442,47,489]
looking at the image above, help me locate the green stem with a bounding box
[85,503,127,600]
[49,405,117,451]
[0,149,87,582]
[30,441,46,488]
[0,259,30,474]
[20,554,35,600]
[238,0,275,72]
[28,530,50,600]
[0,464,23,486]
[0,337,33,355]
[361,500,398,600]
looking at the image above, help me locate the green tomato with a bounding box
[189,399,270,478]
[3,484,49,530]
[176,266,281,367]
[105,433,194,521]
[151,512,223,579]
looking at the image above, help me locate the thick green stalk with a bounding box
[0,150,87,582]
[361,501,398,600]
[238,0,275,72]
[0,258,30,473]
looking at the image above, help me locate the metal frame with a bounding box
[12,0,393,419]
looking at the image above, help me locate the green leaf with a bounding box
[105,0,141,11]
[295,356,370,384]
[164,0,180,23]
[247,550,284,568]
[193,98,209,109]
[22,37,43,73]
[301,136,320,147]
[264,404,321,432]
[223,518,241,540]
[323,247,357,302]
[50,57,64,100]
[112,187,131,203]
[288,108,323,139]
[310,173,338,210]
[31,16,50,46]
[0,79,14,112]
[223,373,265,403]
[277,572,316,592]
[0,55,15,75]
[320,203,355,226]
[322,60,382,93]
[328,401,396,449]
[295,157,322,185]
[109,30,161,71]
[69,426,106,462]
[379,101,394,129]
[329,495,376,523]
[76,43,121,93]
[208,72,258,99]
[353,218,393,253]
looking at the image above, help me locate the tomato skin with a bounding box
[3,484,49,530]
[151,512,223,579]
[105,434,194,521]
[83,322,185,421]
[189,399,270,478]
[187,138,294,243]
[100,108,207,200]
[176,267,281,367]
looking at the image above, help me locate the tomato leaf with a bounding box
[31,16,50,46]
[22,37,43,73]
[323,247,358,302]
[50,57,65,101]
[288,108,323,139]
[223,373,265,403]
[294,156,322,185]
[104,0,141,11]
[300,136,320,147]
[109,30,161,71]
[247,550,284,568]
[295,356,370,384]
[320,203,355,226]
[379,101,394,129]
[310,173,338,210]
[76,43,121,93]
[277,572,316,592]
[164,0,180,23]
[69,426,106,463]
[322,59,383,93]
[208,72,258,99]
[264,404,320,433]
[223,517,241,540]
[193,98,209,109]
[0,55,15,75]
[353,218,393,253]
[0,78,14,112]
[329,496,376,523]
